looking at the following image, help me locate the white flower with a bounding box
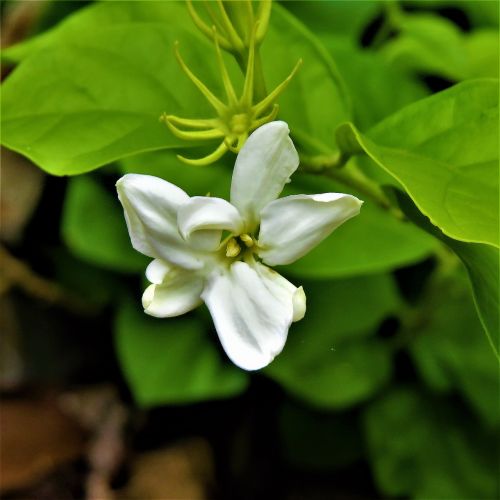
[116,121,362,371]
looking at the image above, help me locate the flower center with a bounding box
[224,233,256,259]
[229,112,251,136]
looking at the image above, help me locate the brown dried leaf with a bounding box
[120,438,215,500]
[0,148,44,243]
[0,295,24,390]
[0,397,85,492]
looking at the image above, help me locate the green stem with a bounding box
[252,50,268,102]
[236,48,267,103]
[300,155,404,219]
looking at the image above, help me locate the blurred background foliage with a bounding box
[0,0,498,498]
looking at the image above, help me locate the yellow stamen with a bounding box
[240,234,254,247]
[226,238,241,257]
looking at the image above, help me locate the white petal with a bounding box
[202,261,295,371]
[142,271,203,317]
[116,174,203,270]
[258,193,363,266]
[230,121,299,226]
[177,196,244,251]
[253,263,306,322]
[145,259,172,284]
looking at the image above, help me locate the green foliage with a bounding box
[0,1,349,174]
[451,243,499,354]
[326,39,429,130]
[283,0,380,43]
[337,79,499,248]
[382,12,499,80]
[364,387,499,499]
[2,1,498,497]
[115,299,248,406]
[259,3,351,155]
[51,248,121,307]
[1,2,208,175]
[62,175,148,272]
[265,274,399,408]
[394,189,499,359]
[408,273,499,427]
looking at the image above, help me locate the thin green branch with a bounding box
[300,153,404,220]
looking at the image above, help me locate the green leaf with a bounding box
[325,38,429,130]
[462,0,499,28]
[0,1,217,175]
[393,188,499,360]
[263,3,351,155]
[50,248,121,308]
[464,30,500,79]
[115,298,248,407]
[282,0,379,43]
[408,273,499,427]
[266,274,398,408]
[402,1,499,29]
[1,31,54,64]
[337,79,499,247]
[1,1,349,174]
[382,13,499,80]
[61,175,147,272]
[363,387,499,499]
[280,172,437,279]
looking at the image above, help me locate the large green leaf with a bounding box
[408,273,499,427]
[337,79,499,247]
[393,189,499,360]
[61,175,148,272]
[363,387,499,499]
[263,3,350,154]
[0,5,187,165]
[265,274,398,408]
[1,1,209,175]
[115,299,248,407]
[1,1,349,174]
